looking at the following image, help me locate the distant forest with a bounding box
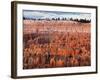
[23,17,91,23]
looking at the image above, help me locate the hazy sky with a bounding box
[23,10,91,20]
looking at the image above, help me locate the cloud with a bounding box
[23,10,91,20]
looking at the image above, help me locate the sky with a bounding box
[23,10,91,20]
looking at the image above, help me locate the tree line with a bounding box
[23,17,91,23]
